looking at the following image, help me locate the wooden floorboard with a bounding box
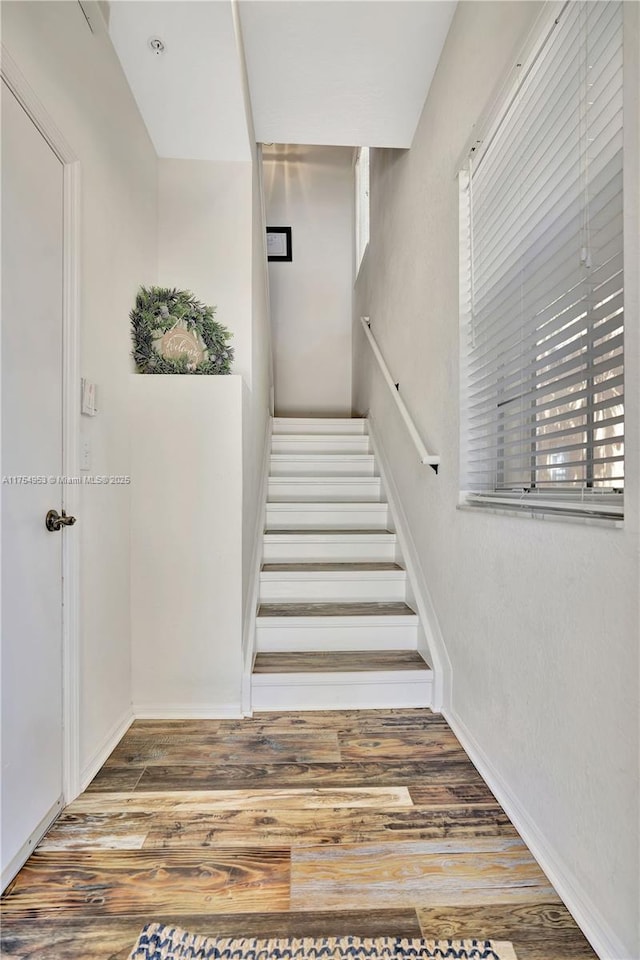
[0,709,597,959]
[257,602,415,617]
[94,759,511,792]
[253,651,430,674]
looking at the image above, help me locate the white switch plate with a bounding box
[81,378,97,416]
[80,440,91,472]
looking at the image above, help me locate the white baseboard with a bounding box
[133,703,243,720]
[445,706,633,960]
[1,794,63,892]
[242,414,273,717]
[367,414,452,711]
[80,707,133,793]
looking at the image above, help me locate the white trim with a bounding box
[1,48,82,804]
[61,158,82,803]
[1,795,63,892]
[133,704,243,721]
[255,143,275,416]
[367,414,451,712]
[241,415,272,717]
[444,706,633,960]
[80,709,133,793]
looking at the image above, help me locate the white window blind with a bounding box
[460,0,624,519]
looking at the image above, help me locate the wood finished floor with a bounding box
[0,709,597,960]
[253,651,430,673]
[257,602,416,618]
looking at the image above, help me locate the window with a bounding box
[355,147,370,271]
[460,1,624,520]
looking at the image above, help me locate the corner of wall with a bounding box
[367,414,452,712]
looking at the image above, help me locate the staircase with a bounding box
[251,417,433,710]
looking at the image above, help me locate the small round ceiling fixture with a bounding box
[148,37,166,56]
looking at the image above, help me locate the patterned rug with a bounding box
[129,924,519,960]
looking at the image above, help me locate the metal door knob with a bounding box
[45,509,77,532]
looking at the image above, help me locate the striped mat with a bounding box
[129,924,518,960]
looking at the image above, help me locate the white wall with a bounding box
[130,376,244,716]
[2,1,158,779]
[353,3,639,958]
[158,159,253,381]
[233,5,275,684]
[264,145,354,417]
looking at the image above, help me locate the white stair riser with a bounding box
[273,418,367,435]
[256,621,418,651]
[272,437,370,455]
[251,674,433,711]
[268,478,382,502]
[259,576,406,603]
[266,504,389,529]
[262,539,397,563]
[270,456,376,477]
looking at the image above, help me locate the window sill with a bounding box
[457,501,623,530]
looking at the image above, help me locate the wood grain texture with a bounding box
[0,910,423,960]
[253,652,430,674]
[105,733,341,766]
[131,759,498,792]
[338,735,468,760]
[36,812,153,851]
[123,710,453,737]
[0,708,596,959]
[68,787,414,814]
[417,904,598,960]
[142,805,517,849]
[1,848,290,919]
[257,602,416,617]
[290,839,560,909]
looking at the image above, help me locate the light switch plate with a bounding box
[80,440,91,472]
[81,378,97,416]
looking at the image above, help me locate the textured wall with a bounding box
[353,3,639,956]
[265,145,354,417]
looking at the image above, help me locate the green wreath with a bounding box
[131,286,234,375]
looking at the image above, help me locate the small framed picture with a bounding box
[266,226,292,262]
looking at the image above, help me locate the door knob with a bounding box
[45,509,77,532]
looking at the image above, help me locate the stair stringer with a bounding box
[366,413,452,712]
[241,414,272,717]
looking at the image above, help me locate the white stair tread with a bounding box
[267,502,387,511]
[272,433,368,442]
[269,476,381,484]
[264,529,396,539]
[261,564,405,580]
[270,454,374,462]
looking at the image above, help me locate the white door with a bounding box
[1,79,67,886]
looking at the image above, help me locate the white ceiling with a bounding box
[239,1,456,148]
[109,1,456,160]
[109,1,252,161]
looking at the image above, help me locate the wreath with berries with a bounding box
[130,286,234,375]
